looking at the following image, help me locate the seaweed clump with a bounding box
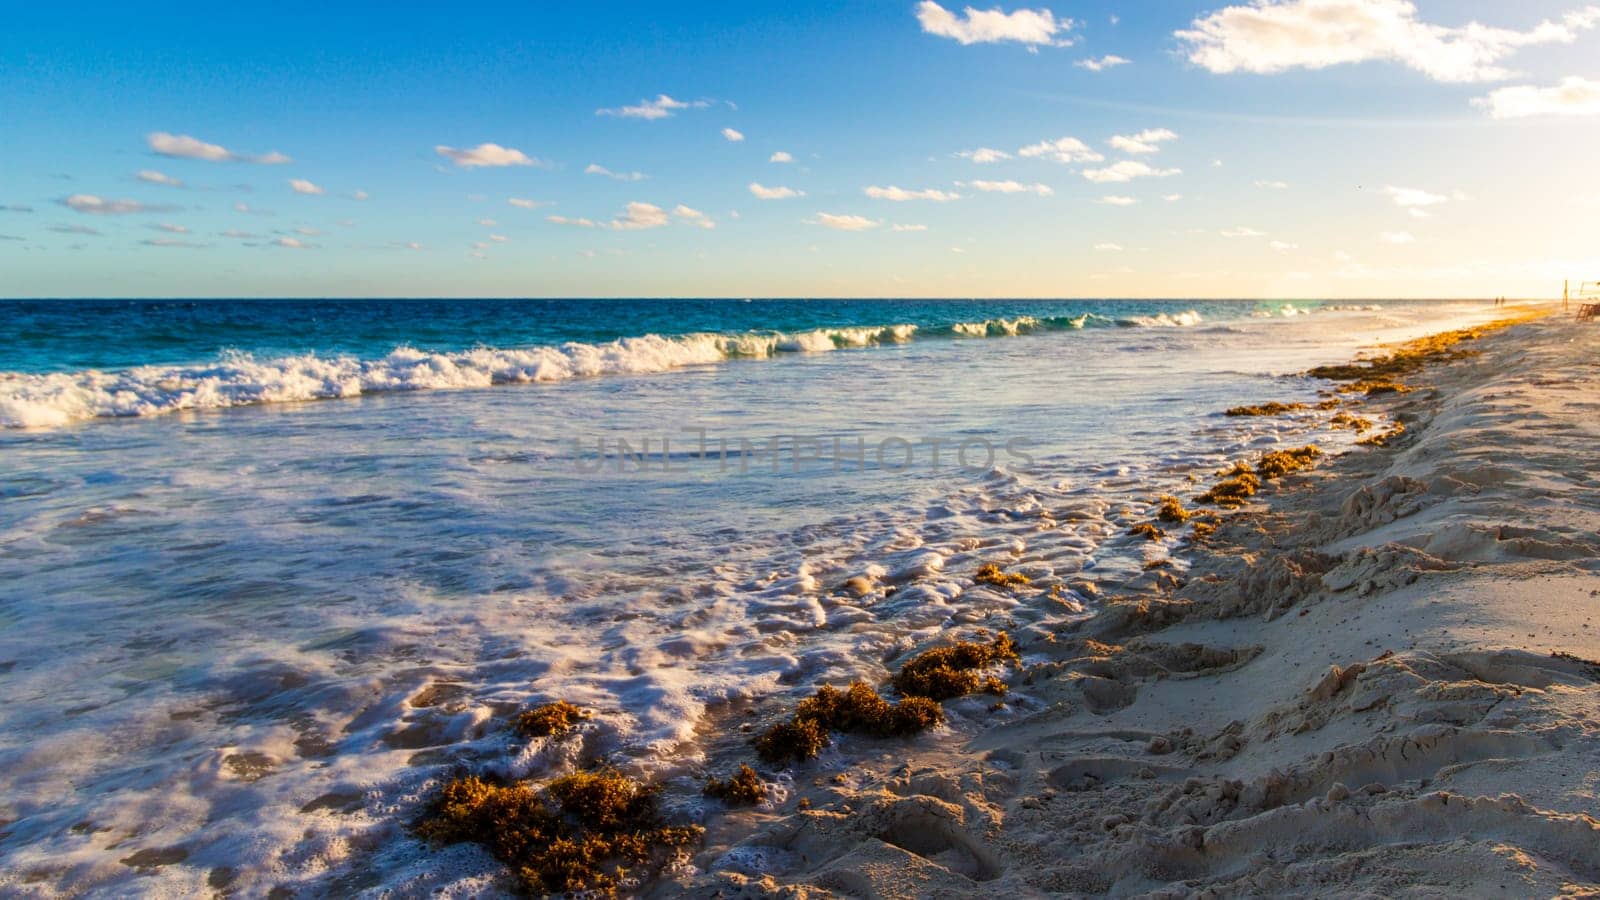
[517,700,589,738]
[1129,522,1165,541]
[1306,317,1537,389]
[755,682,944,765]
[1196,462,1261,509]
[1257,445,1322,479]
[1330,412,1373,433]
[974,563,1030,589]
[416,771,701,895]
[1156,495,1193,524]
[703,764,766,806]
[894,633,1020,701]
[1357,422,1406,447]
[1225,401,1308,417]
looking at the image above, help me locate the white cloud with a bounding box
[957,147,1012,163]
[489,234,508,242]
[147,131,290,164]
[892,223,929,231]
[141,238,203,248]
[962,179,1053,196]
[151,222,188,233]
[435,143,541,168]
[1018,136,1103,163]
[1270,240,1299,251]
[477,218,497,227]
[1163,193,1184,202]
[547,215,598,228]
[611,201,670,231]
[721,127,745,142]
[137,170,183,187]
[1094,241,1124,250]
[1107,128,1178,154]
[393,241,424,251]
[770,151,794,163]
[864,185,960,202]
[1254,179,1289,189]
[1381,230,1416,244]
[273,237,310,249]
[48,224,101,235]
[585,163,647,182]
[295,226,320,235]
[1176,0,1600,83]
[289,178,324,195]
[220,229,260,239]
[749,182,805,200]
[673,204,716,228]
[1098,195,1137,206]
[61,194,174,215]
[807,213,881,231]
[1221,226,1266,237]
[596,94,710,119]
[916,1,1074,47]
[508,197,551,209]
[1384,185,1448,209]
[352,190,369,201]
[1473,76,1600,118]
[1082,160,1180,183]
[1076,54,1130,71]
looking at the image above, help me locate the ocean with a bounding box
[0,298,1503,894]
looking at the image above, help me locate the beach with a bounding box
[682,308,1600,897]
[2,302,1595,896]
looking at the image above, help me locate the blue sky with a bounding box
[2,0,1599,298]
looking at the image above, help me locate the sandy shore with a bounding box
[683,309,1600,897]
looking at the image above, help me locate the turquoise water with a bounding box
[4,297,1291,374]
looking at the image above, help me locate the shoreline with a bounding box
[681,307,1600,897]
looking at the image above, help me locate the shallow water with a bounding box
[0,298,1503,894]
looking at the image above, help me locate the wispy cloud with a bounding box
[141,237,204,248]
[1473,76,1600,118]
[1270,240,1299,251]
[1381,230,1416,244]
[49,223,101,235]
[289,178,325,195]
[509,197,552,209]
[585,163,647,182]
[892,223,929,232]
[137,170,183,187]
[60,194,178,215]
[956,147,1012,163]
[610,201,669,230]
[1107,128,1178,154]
[806,213,881,231]
[272,236,312,249]
[547,215,598,228]
[916,1,1075,48]
[1,204,35,213]
[673,205,716,228]
[596,94,710,120]
[1384,185,1448,211]
[147,131,291,164]
[1082,160,1180,183]
[1176,0,1600,83]
[864,185,960,202]
[769,151,794,163]
[749,182,805,200]
[1098,195,1137,206]
[1254,179,1289,189]
[150,222,188,233]
[1076,54,1130,71]
[1221,226,1266,237]
[1018,136,1103,163]
[435,143,543,168]
[721,127,745,142]
[1094,241,1124,250]
[961,179,1053,196]
[220,229,261,239]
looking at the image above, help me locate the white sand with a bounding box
[683,310,1600,897]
